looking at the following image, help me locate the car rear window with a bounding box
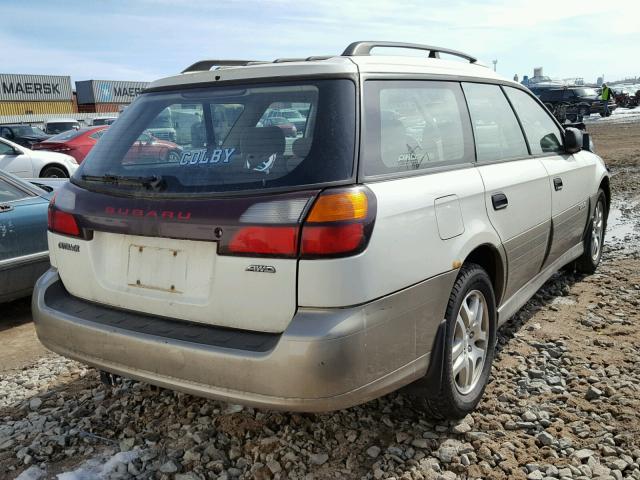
[48,129,92,142]
[47,122,80,134]
[74,79,356,196]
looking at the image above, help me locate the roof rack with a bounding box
[182,60,266,73]
[342,41,477,64]
[181,42,478,74]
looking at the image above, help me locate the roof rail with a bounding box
[273,55,332,63]
[342,41,477,64]
[182,60,264,73]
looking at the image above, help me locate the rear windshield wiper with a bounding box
[81,174,166,191]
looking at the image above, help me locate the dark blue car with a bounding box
[0,171,65,303]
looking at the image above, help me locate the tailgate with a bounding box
[50,183,319,333]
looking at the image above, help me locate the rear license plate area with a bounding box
[127,244,187,293]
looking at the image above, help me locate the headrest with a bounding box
[240,127,285,157]
[292,137,312,158]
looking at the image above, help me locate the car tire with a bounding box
[40,166,68,178]
[576,189,607,274]
[416,263,497,420]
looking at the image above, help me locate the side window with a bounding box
[462,83,529,162]
[363,80,474,176]
[0,179,29,202]
[0,141,15,155]
[504,87,563,154]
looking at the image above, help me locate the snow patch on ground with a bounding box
[15,466,47,480]
[585,106,640,124]
[56,450,140,480]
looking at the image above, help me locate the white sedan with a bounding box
[0,137,78,178]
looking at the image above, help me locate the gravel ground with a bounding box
[1,123,639,480]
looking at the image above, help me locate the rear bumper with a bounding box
[32,268,454,411]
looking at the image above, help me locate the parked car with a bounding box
[262,116,297,137]
[33,127,180,165]
[0,124,50,148]
[123,131,182,164]
[43,118,81,135]
[33,41,609,419]
[264,108,307,134]
[0,171,66,303]
[32,127,107,164]
[146,108,177,142]
[0,137,78,178]
[530,86,616,118]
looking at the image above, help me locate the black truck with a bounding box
[529,86,616,121]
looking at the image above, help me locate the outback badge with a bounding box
[245,265,276,274]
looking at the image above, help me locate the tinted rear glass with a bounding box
[47,122,80,134]
[74,79,356,196]
[48,129,92,142]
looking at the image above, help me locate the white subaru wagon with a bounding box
[33,42,609,419]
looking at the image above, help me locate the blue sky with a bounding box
[3,0,639,84]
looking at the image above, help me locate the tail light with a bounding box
[39,144,72,152]
[51,145,72,152]
[219,187,376,259]
[301,188,375,258]
[227,226,298,256]
[48,193,81,237]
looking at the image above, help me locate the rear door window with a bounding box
[363,80,474,176]
[504,87,563,155]
[462,83,529,162]
[75,79,356,195]
[0,178,29,202]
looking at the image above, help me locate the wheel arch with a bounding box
[462,243,506,307]
[599,175,611,216]
[39,163,69,178]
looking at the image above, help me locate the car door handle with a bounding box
[0,204,14,213]
[491,193,508,210]
[553,177,563,191]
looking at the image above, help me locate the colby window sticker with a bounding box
[179,148,236,166]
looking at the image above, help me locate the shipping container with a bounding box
[76,80,149,104]
[77,103,123,113]
[0,101,74,116]
[0,74,73,102]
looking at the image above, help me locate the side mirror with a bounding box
[13,147,22,155]
[564,127,582,154]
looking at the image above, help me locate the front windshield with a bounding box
[48,129,91,141]
[14,126,46,136]
[75,79,356,195]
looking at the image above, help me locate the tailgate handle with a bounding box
[0,204,13,213]
[491,193,508,211]
[553,177,563,191]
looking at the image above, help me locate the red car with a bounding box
[33,127,181,165]
[123,131,182,164]
[33,127,107,163]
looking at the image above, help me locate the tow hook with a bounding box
[99,370,122,386]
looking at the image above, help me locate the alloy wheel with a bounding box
[591,198,605,262]
[452,290,489,395]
